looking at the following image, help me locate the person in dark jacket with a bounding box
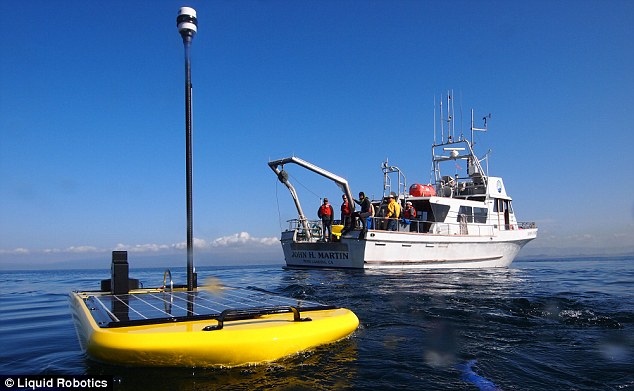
[353,192,373,235]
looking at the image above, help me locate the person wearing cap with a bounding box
[403,201,418,232]
[353,192,374,235]
[317,197,334,241]
[385,194,401,231]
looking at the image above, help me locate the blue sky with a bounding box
[1,0,633,269]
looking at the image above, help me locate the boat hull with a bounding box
[70,290,359,367]
[281,228,537,269]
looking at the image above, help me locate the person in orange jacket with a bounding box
[340,194,352,228]
[403,201,418,232]
[318,198,334,241]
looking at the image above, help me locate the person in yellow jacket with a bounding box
[386,194,400,231]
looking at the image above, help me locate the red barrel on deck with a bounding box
[409,183,436,197]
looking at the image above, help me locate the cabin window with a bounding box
[493,199,513,214]
[474,207,488,223]
[430,204,450,222]
[458,206,473,223]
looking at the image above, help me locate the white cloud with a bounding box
[0,232,279,259]
[210,232,279,247]
[66,246,102,253]
[40,246,104,254]
[172,238,210,250]
[114,243,173,253]
[110,232,278,253]
[0,247,30,255]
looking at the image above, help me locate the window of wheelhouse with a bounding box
[457,206,473,223]
[493,199,513,214]
[457,206,488,224]
[493,198,514,229]
[430,203,450,222]
[474,207,487,223]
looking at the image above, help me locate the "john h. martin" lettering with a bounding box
[291,251,349,260]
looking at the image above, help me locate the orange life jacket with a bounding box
[341,201,350,215]
[319,204,333,216]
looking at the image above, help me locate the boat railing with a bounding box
[368,217,498,236]
[286,219,323,241]
[286,217,534,240]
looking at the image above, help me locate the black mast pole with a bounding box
[177,7,198,291]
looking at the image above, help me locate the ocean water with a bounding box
[1,256,633,390]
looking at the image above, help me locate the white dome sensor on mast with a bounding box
[177,7,198,42]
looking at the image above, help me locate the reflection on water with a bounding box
[84,337,358,391]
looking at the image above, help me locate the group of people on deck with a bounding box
[317,192,418,241]
[383,195,417,231]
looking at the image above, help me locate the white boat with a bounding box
[268,95,537,269]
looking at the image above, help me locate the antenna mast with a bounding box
[470,109,490,146]
[177,7,198,291]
